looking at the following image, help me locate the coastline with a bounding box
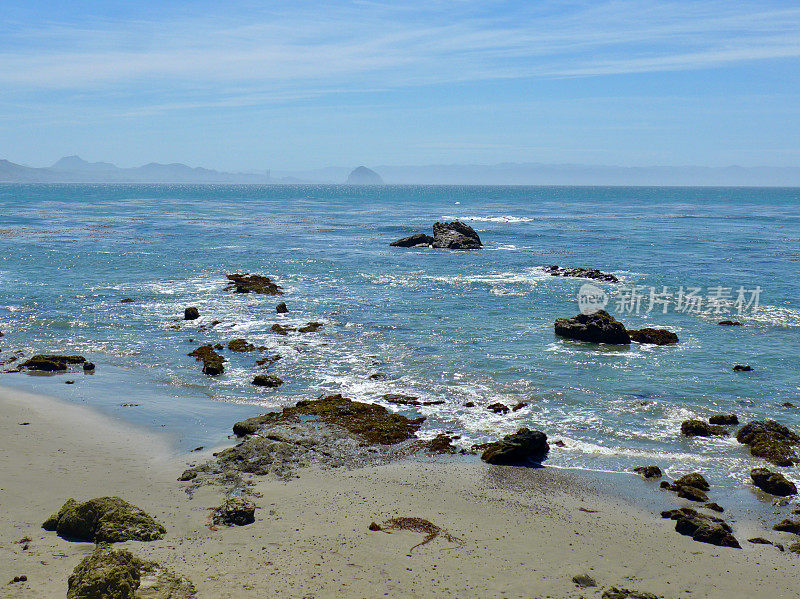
[3,385,800,598]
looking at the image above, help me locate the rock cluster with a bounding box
[666,473,710,502]
[391,221,482,250]
[480,428,549,466]
[736,420,800,466]
[43,497,165,543]
[187,345,226,376]
[542,265,619,283]
[20,354,87,372]
[225,273,283,295]
[661,507,740,548]
[680,419,728,437]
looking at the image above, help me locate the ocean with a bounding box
[1,183,799,497]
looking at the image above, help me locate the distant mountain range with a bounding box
[1,156,798,186]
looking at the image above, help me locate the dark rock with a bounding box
[177,469,197,481]
[675,485,708,502]
[432,221,482,250]
[751,467,797,496]
[554,310,630,345]
[256,354,282,368]
[65,380,75,385]
[673,473,710,491]
[733,364,752,371]
[572,573,597,588]
[225,273,283,295]
[252,374,283,387]
[83,362,95,372]
[212,498,256,526]
[681,419,728,437]
[659,481,671,489]
[776,543,785,551]
[298,322,323,333]
[20,354,86,372]
[422,434,458,454]
[276,302,288,314]
[633,466,662,479]
[552,439,566,447]
[463,401,475,407]
[718,320,742,326]
[601,588,659,599]
[788,542,800,553]
[187,345,225,375]
[736,420,800,466]
[43,497,165,543]
[704,502,724,512]
[748,537,773,545]
[487,402,510,414]
[661,507,740,548]
[390,233,434,248]
[511,401,528,412]
[480,428,549,466]
[271,323,293,335]
[381,394,444,407]
[783,402,795,408]
[368,372,386,380]
[120,298,136,303]
[228,338,255,352]
[709,414,738,425]
[627,328,679,345]
[773,519,800,534]
[542,265,618,283]
[183,307,199,320]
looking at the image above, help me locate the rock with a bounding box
[177,469,197,481]
[228,339,255,352]
[432,221,482,250]
[480,428,549,466]
[673,473,710,491]
[675,485,708,502]
[390,233,434,248]
[67,547,195,599]
[463,401,475,407]
[554,310,630,344]
[83,362,95,372]
[751,467,797,496]
[736,420,800,466]
[773,519,800,534]
[225,273,283,295]
[368,372,386,380]
[276,302,288,314]
[542,265,618,283]
[298,322,323,333]
[704,502,724,512]
[487,402,510,414]
[212,498,256,526]
[783,402,795,408]
[627,328,679,345]
[659,481,671,489]
[511,401,528,412]
[572,573,597,588]
[748,537,773,545]
[733,364,752,371]
[381,394,444,407]
[20,354,86,372]
[788,542,800,553]
[718,320,742,326]
[680,419,728,437]
[271,323,293,335]
[661,507,740,548]
[601,588,660,599]
[252,374,283,388]
[43,497,165,543]
[709,414,738,425]
[183,307,199,320]
[187,345,225,375]
[120,298,136,303]
[633,466,662,479]
[256,354,282,368]
[346,166,383,185]
[423,434,458,454]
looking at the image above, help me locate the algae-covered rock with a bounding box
[737,420,800,466]
[271,323,293,335]
[673,473,710,491]
[43,497,165,543]
[21,354,86,372]
[709,414,739,425]
[228,338,255,352]
[628,328,679,345]
[681,419,728,437]
[252,374,283,387]
[225,273,283,295]
[554,310,630,345]
[212,498,256,526]
[67,548,196,599]
[187,345,225,376]
[773,519,800,534]
[751,467,797,496]
[480,428,549,466]
[298,322,323,333]
[661,507,740,548]
[633,466,662,479]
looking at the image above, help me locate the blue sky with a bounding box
[2,1,800,171]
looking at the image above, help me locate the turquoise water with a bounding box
[1,183,799,495]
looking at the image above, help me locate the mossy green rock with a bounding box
[736,420,800,466]
[187,345,225,376]
[43,497,165,543]
[225,273,283,295]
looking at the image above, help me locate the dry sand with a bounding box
[2,383,800,599]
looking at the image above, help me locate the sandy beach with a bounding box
[1,384,800,598]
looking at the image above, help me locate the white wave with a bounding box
[440,215,535,223]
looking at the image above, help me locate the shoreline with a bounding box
[3,385,800,598]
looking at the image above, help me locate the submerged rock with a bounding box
[736,420,800,467]
[252,374,283,388]
[228,338,255,352]
[487,402,510,414]
[480,428,549,466]
[681,419,728,437]
[212,498,256,527]
[225,273,283,295]
[271,323,292,335]
[432,221,482,250]
[554,310,630,345]
[751,468,797,496]
[709,414,739,425]
[633,466,662,479]
[20,354,86,372]
[183,307,199,321]
[381,394,444,407]
[718,320,742,326]
[390,233,434,248]
[661,507,740,548]
[628,328,679,345]
[187,345,225,376]
[67,547,195,599]
[43,497,165,543]
[298,322,323,333]
[543,265,619,283]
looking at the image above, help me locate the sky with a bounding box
[1,1,800,171]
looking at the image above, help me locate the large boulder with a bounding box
[480,428,549,466]
[633,466,662,479]
[751,468,797,496]
[389,233,434,248]
[187,345,225,375]
[554,310,630,345]
[736,420,800,466]
[20,354,86,372]
[661,507,740,548]
[252,374,283,388]
[43,497,165,543]
[681,419,728,437]
[183,307,199,321]
[709,414,738,425]
[212,498,256,527]
[432,221,482,250]
[628,328,679,345]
